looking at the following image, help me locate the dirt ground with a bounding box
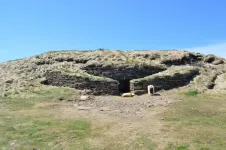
[50,91,181,149]
[70,92,179,120]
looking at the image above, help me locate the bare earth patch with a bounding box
[51,91,180,149]
[71,92,179,120]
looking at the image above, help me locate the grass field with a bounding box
[1,87,226,150]
[161,91,226,150]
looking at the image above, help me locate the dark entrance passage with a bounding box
[118,79,130,93]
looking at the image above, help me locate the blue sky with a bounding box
[0,0,226,62]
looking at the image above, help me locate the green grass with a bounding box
[132,134,156,150]
[161,93,226,150]
[98,133,156,150]
[0,87,95,150]
[185,89,199,96]
[0,113,92,149]
[7,86,78,102]
[0,97,34,111]
[164,143,190,150]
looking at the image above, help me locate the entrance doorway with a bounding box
[118,79,130,93]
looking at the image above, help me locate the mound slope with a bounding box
[0,50,225,96]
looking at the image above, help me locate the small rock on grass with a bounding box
[79,95,95,101]
[80,95,90,101]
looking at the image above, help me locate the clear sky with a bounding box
[0,0,226,62]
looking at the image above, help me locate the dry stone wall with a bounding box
[80,62,166,80]
[130,66,200,92]
[43,71,119,95]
